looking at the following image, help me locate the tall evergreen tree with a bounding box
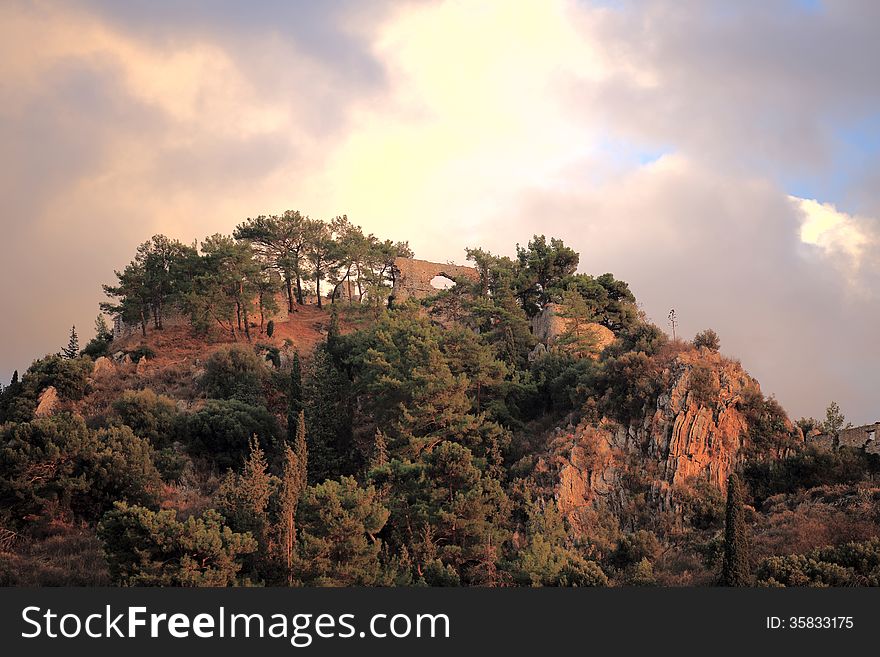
[278,442,305,585]
[721,473,751,586]
[61,326,79,359]
[293,410,308,494]
[289,352,303,416]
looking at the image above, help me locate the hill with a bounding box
[1,216,879,587]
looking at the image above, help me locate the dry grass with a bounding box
[0,521,109,586]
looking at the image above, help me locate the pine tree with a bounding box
[62,325,80,359]
[721,473,751,586]
[95,314,112,342]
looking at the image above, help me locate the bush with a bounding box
[126,345,156,363]
[24,354,93,401]
[744,444,880,505]
[98,502,257,586]
[693,329,721,352]
[112,388,179,447]
[0,415,162,525]
[757,538,880,587]
[689,364,720,408]
[176,399,280,470]
[266,320,275,337]
[199,346,267,404]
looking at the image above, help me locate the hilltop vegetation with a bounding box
[1,211,879,587]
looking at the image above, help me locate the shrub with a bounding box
[693,329,721,352]
[266,320,275,337]
[24,354,93,401]
[0,415,162,525]
[98,502,257,586]
[112,388,179,447]
[744,444,880,505]
[199,346,267,404]
[689,364,720,408]
[756,538,880,587]
[126,345,156,363]
[176,399,280,470]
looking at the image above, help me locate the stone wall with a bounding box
[391,257,479,303]
[808,422,880,455]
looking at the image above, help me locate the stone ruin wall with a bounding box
[808,422,880,455]
[391,257,480,303]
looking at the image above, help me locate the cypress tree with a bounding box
[62,325,80,359]
[278,443,303,585]
[721,473,751,586]
[294,410,308,490]
[289,352,303,416]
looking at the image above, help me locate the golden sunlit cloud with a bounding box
[793,196,874,284]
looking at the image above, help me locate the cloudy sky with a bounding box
[1,0,878,423]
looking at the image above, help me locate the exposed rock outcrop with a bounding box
[34,386,59,417]
[529,303,615,359]
[540,349,799,533]
[92,356,115,378]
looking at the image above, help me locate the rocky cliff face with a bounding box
[537,348,798,534]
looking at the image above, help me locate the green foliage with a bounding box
[607,321,668,357]
[112,388,178,447]
[295,476,390,586]
[757,538,880,587]
[125,345,155,363]
[721,474,751,586]
[82,320,113,359]
[610,530,660,572]
[177,399,280,470]
[216,437,275,581]
[693,328,721,352]
[743,445,880,505]
[340,310,509,463]
[0,415,161,525]
[739,388,800,459]
[199,345,267,404]
[375,442,512,585]
[25,354,93,402]
[61,326,80,359]
[266,319,275,337]
[303,344,355,482]
[515,235,579,317]
[561,272,637,332]
[595,352,663,425]
[288,352,303,416]
[822,401,847,438]
[277,424,307,585]
[509,495,608,587]
[98,502,257,586]
[102,235,197,336]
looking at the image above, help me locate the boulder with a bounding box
[93,356,115,378]
[529,303,615,358]
[34,386,59,417]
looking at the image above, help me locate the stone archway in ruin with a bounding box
[391,257,479,303]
